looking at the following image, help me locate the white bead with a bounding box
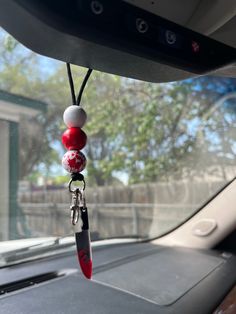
[63,105,87,128]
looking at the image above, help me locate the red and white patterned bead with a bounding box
[62,150,86,173]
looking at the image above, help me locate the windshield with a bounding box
[1,28,236,246]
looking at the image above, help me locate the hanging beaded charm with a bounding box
[62,64,93,279]
[62,106,87,172]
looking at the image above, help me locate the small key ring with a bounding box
[68,178,86,193]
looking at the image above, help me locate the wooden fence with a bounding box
[17,180,225,239]
[18,202,195,239]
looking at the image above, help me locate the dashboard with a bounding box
[0,242,235,313]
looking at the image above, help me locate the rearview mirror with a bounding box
[0,0,235,82]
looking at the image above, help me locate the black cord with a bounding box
[71,172,84,181]
[66,63,76,105]
[66,63,93,106]
[77,68,93,106]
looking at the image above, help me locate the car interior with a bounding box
[0,1,236,313]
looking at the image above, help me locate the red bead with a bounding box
[62,150,86,173]
[62,127,87,151]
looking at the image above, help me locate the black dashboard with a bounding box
[0,242,235,314]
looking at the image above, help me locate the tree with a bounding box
[1,29,236,186]
[83,75,236,184]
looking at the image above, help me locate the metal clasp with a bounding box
[68,176,86,226]
[70,188,81,225]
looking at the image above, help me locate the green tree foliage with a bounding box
[85,78,236,184]
[1,30,236,185]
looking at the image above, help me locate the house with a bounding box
[0,90,47,240]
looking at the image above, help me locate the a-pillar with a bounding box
[0,120,10,240]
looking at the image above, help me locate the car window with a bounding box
[0,28,236,243]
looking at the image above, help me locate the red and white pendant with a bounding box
[61,104,92,279]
